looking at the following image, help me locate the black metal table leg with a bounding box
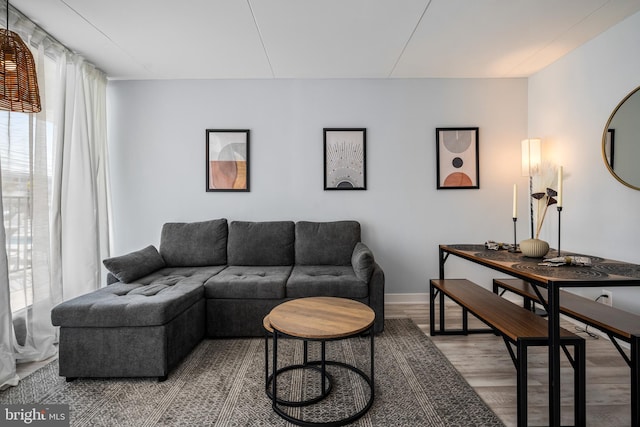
[270,328,375,426]
[632,335,639,427]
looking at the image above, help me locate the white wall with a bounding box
[528,11,640,312]
[107,78,528,294]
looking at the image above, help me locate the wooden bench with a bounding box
[430,278,585,427]
[493,278,640,424]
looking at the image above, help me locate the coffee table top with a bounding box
[268,297,375,339]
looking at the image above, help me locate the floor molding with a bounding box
[385,293,429,304]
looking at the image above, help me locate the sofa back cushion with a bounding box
[160,219,228,267]
[228,221,295,266]
[295,221,361,266]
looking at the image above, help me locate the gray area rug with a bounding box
[0,319,504,426]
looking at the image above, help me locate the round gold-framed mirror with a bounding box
[602,85,640,190]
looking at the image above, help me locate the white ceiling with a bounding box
[11,0,640,80]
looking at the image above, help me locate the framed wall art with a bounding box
[206,129,250,192]
[436,127,479,189]
[324,128,367,190]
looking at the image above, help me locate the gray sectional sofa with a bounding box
[51,219,384,380]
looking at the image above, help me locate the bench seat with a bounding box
[494,277,640,425]
[430,278,585,427]
[493,278,640,341]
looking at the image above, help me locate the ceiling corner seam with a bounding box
[247,0,275,79]
[387,0,434,78]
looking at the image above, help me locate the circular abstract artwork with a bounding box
[443,172,473,187]
[437,128,478,188]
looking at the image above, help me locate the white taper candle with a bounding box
[557,166,563,208]
[513,184,517,218]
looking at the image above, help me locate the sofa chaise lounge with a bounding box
[51,219,384,380]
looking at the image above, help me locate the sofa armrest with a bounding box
[368,262,385,334]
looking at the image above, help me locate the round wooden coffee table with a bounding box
[265,297,375,426]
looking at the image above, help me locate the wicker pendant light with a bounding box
[0,0,41,113]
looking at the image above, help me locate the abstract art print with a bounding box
[324,128,366,190]
[206,129,250,192]
[436,127,479,189]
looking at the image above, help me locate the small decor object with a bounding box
[0,0,41,112]
[324,128,366,190]
[520,238,550,258]
[539,256,592,267]
[206,129,249,192]
[436,127,479,189]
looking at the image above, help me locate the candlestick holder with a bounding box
[509,217,520,252]
[557,206,562,256]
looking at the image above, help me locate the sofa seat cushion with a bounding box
[286,265,368,298]
[51,266,225,328]
[204,266,291,299]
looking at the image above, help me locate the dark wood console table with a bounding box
[438,244,640,427]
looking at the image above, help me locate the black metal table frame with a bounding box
[266,326,375,427]
[438,245,640,427]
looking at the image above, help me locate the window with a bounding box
[0,53,56,314]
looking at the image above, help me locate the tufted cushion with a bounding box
[204,266,291,299]
[160,219,228,267]
[227,221,295,266]
[102,245,166,283]
[351,242,375,282]
[286,265,368,298]
[51,266,225,328]
[295,221,361,266]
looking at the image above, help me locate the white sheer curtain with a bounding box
[0,174,19,387]
[0,5,110,389]
[51,54,110,301]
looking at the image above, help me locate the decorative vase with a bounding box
[519,238,549,258]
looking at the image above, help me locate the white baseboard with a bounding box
[385,293,429,304]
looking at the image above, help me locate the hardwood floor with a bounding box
[9,301,631,425]
[386,300,632,427]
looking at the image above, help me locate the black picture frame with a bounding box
[436,127,479,189]
[206,129,250,192]
[324,128,367,190]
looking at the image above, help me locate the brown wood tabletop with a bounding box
[263,314,273,333]
[268,297,375,339]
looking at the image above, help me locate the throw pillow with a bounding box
[103,245,166,283]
